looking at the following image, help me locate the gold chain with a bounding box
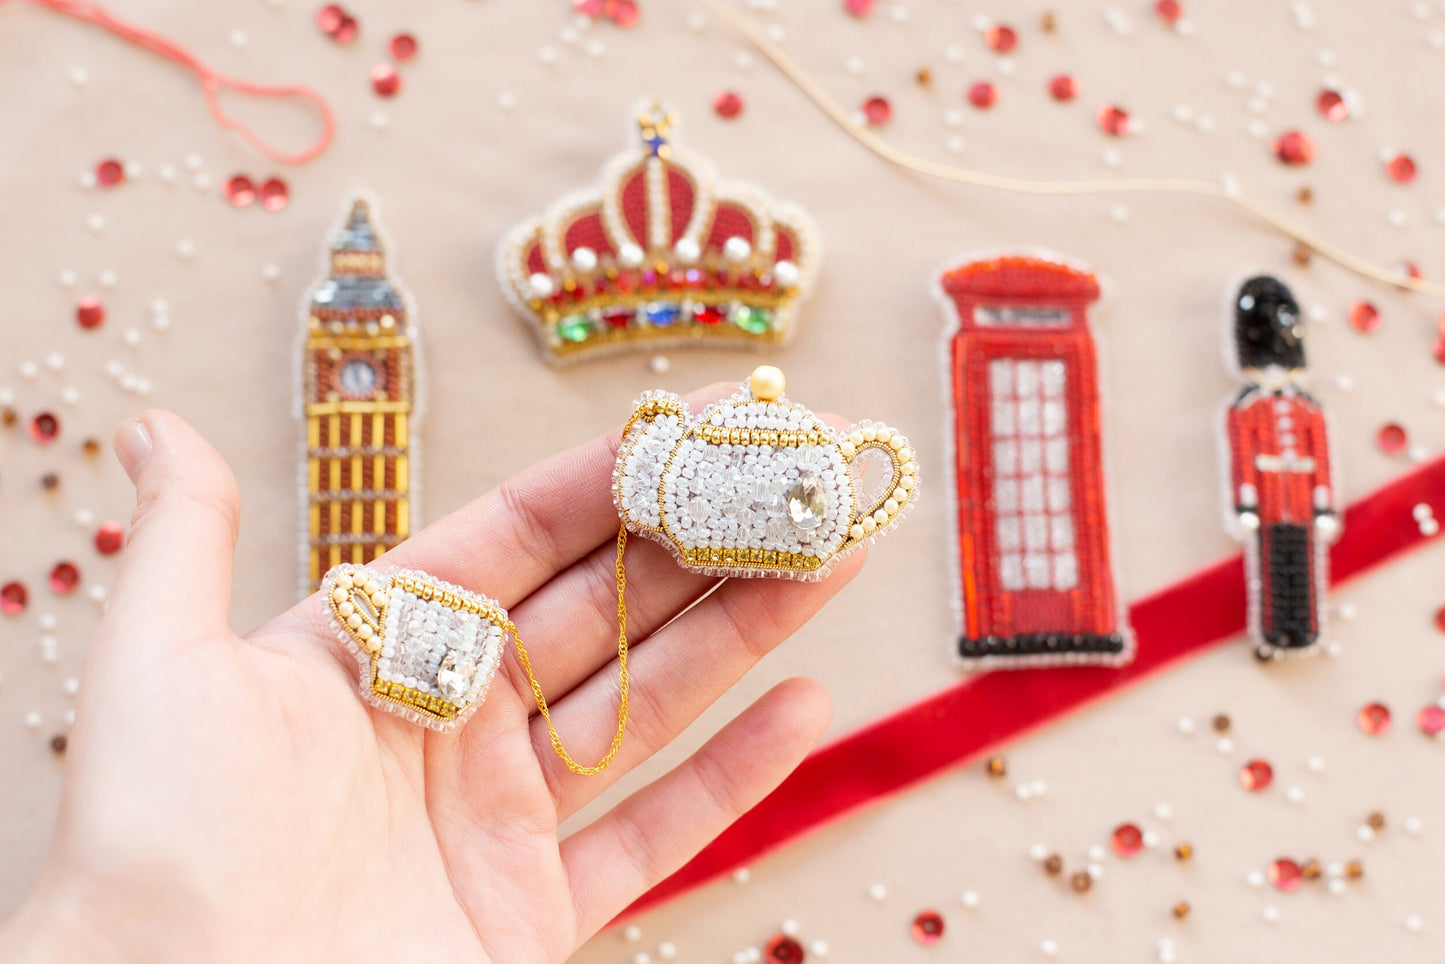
[508,523,631,776]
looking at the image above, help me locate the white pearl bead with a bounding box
[571,246,598,272]
[673,237,701,264]
[774,260,799,287]
[723,236,752,262]
[619,242,645,267]
[528,272,555,297]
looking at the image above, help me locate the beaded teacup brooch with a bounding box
[614,366,917,580]
[323,564,506,733]
[498,103,819,363]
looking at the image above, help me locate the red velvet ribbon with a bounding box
[623,454,1445,920]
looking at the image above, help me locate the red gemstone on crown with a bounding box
[602,308,633,329]
[693,304,725,325]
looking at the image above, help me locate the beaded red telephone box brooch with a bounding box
[937,253,1133,669]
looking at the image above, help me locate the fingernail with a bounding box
[113,418,153,482]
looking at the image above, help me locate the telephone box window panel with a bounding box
[937,253,1134,669]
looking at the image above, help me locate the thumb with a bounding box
[102,411,242,658]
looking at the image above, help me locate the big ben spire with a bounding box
[298,197,420,596]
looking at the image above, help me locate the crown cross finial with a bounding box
[637,103,675,159]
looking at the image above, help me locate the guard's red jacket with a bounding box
[1226,386,1333,522]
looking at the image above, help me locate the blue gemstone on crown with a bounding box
[644,301,681,326]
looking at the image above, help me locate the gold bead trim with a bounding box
[691,426,829,448]
[681,546,823,572]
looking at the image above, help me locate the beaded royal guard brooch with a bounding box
[1222,275,1340,660]
[614,366,917,580]
[937,253,1134,669]
[322,565,507,733]
[497,103,819,363]
[298,198,421,596]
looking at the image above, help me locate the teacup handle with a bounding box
[325,564,389,654]
[839,423,918,543]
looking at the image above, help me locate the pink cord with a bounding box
[4,0,335,165]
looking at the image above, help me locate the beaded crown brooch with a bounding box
[614,366,917,581]
[497,103,819,363]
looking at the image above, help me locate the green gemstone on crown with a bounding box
[557,314,596,343]
[732,305,772,334]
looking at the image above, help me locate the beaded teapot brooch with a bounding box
[614,366,917,580]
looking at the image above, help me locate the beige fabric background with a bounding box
[2,0,1443,960]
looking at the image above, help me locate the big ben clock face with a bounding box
[335,354,385,400]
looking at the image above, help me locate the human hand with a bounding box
[0,384,861,963]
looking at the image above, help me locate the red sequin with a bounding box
[1316,89,1349,122]
[573,0,604,14]
[371,63,401,97]
[1111,823,1144,856]
[76,296,105,330]
[389,32,418,61]
[1376,424,1407,456]
[1154,0,1182,23]
[764,934,805,964]
[1272,130,1316,166]
[1418,705,1445,736]
[862,96,892,125]
[1385,154,1417,185]
[844,0,875,16]
[95,158,125,188]
[331,14,358,43]
[1357,701,1392,734]
[0,581,26,616]
[968,81,997,109]
[259,178,290,212]
[984,24,1017,53]
[1048,74,1078,102]
[1096,104,1132,136]
[316,4,345,33]
[95,521,124,556]
[714,90,744,119]
[49,562,80,595]
[1268,858,1302,892]
[224,174,256,207]
[1434,604,1445,632]
[1347,300,1380,334]
[1433,337,1445,366]
[1240,759,1274,791]
[29,412,60,443]
[607,0,639,27]
[1396,260,1422,280]
[911,910,945,944]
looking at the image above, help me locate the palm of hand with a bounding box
[6,392,855,964]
